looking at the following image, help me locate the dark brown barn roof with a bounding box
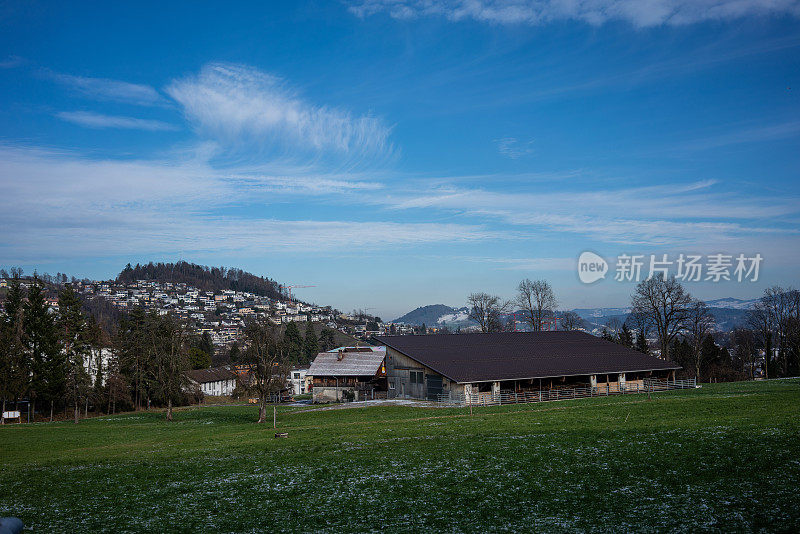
[374,331,680,383]
[186,367,237,384]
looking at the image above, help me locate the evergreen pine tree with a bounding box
[188,347,212,369]
[228,341,241,363]
[58,285,91,424]
[85,314,105,415]
[635,332,649,354]
[150,314,189,421]
[283,321,304,363]
[618,323,634,348]
[116,307,151,411]
[303,318,319,363]
[1,279,27,422]
[24,278,61,420]
[199,331,214,361]
[318,329,336,352]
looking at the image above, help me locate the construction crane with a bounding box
[280,284,316,302]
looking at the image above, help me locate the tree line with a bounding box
[117,261,284,301]
[0,277,342,424]
[627,277,800,380]
[464,276,800,382]
[466,279,585,334]
[1,278,101,423]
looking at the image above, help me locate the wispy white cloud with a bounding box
[2,215,505,261]
[48,71,165,106]
[495,137,535,159]
[467,256,576,271]
[0,55,24,69]
[0,145,499,262]
[380,179,800,246]
[350,0,800,27]
[56,111,179,131]
[166,63,394,164]
[0,145,387,214]
[678,120,800,151]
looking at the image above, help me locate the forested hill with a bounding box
[117,261,284,300]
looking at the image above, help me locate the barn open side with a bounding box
[374,331,682,403]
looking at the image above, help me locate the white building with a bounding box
[187,367,238,397]
[288,368,310,395]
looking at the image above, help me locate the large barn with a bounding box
[373,331,681,401]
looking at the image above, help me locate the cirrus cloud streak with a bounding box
[350,0,800,27]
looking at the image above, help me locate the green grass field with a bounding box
[2,380,799,532]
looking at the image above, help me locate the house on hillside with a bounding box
[307,346,387,402]
[373,332,681,401]
[187,367,238,397]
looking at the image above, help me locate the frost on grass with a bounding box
[2,381,799,532]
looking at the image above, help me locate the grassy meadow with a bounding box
[1,380,799,532]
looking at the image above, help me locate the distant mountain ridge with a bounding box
[392,304,474,327]
[117,261,284,300]
[705,298,758,310]
[396,296,760,331]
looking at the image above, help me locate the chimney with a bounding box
[337,349,344,361]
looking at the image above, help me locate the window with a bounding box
[410,371,423,384]
[293,373,300,379]
[389,380,395,390]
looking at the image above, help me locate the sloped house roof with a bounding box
[373,331,680,383]
[307,348,386,377]
[186,367,238,384]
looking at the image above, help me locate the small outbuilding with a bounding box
[374,331,681,401]
[307,346,387,402]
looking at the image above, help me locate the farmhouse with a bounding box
[287,368,311,395]
[373,331,681,401]
[307,346,387,402]
[187,367,238,397]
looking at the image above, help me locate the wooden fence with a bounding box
[436,378,697,407]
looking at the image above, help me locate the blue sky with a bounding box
[1,1,799,319]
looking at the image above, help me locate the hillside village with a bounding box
[0,273,418,351]
[73,278,338,347]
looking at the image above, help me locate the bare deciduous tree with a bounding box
[762,286,790,375]
[747,300,774,379]
[748,286,800,378]
[243,319,292,423]
[467,293,509,333]
[559,311,584,331]
[731,328,757,379]
[515,279,557,332]
[605,317,623,334]
[630,276,692,362]
[685,299,715,379]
